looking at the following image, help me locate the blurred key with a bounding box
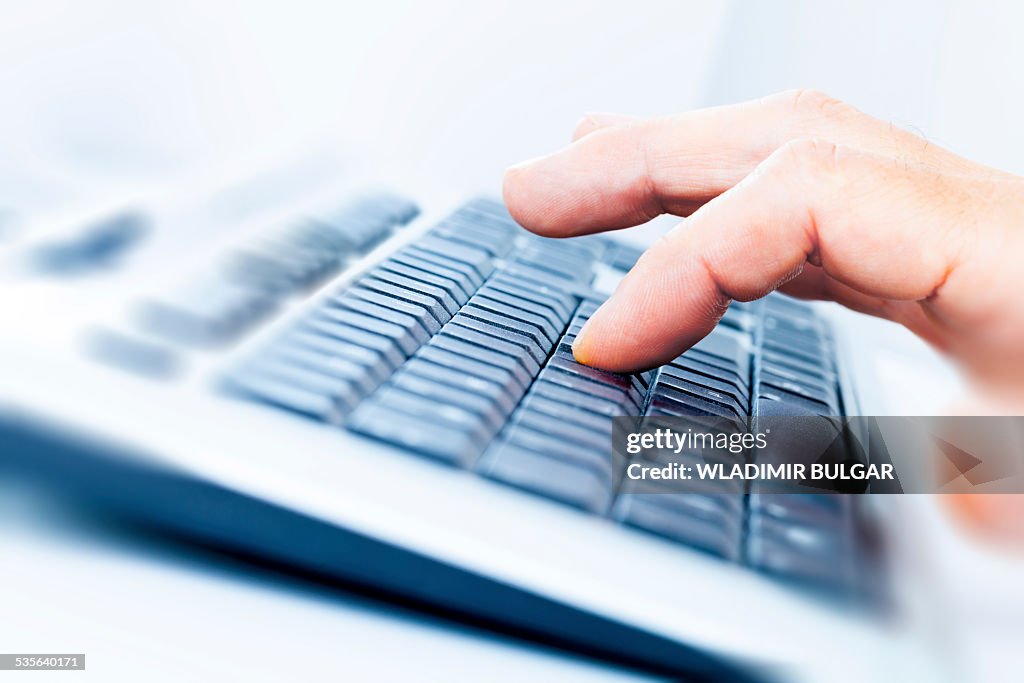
[485,443,612,513]
[429,334,533,389]
[331,293,432,345]
[313,306,420,356]
[359,277,450,327]
[448,315,547,366]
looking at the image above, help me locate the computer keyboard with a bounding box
[221,194,877,600]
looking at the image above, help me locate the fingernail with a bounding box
[571,319,593,365]
[571,306,603,365]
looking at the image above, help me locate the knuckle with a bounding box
[786,88,851,120]
[775,138,844,175]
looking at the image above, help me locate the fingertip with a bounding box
[501,160,548,234]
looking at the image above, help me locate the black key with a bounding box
[448,315,548,366]
[669,356,748,396]
[760,349,833,383]
[485,443,612,512]
[332,293,432,344]
[415,236,493,281]
[404,245,484,290]
[459,305,551,347]
[513,409,609,454]
[392,371,507,432]
[138,277,277,346]
[539,367,642,414]
[614,494,742,560]
[417,346,525,398]
[498,263,584,292]
[649,391,742,421]
[391,252,475,300]
[370,387,493,443]
[504,425,612,479]
[402,358,518,416]
[519,395,613,436]
[280,329,391,382]
[658,365,747,407]
[301,316,405,369]
[262,343,377,394]
[690,332,750,378]
[431,332,536,383]
[746,511,856,591]
[546,353,645,398]
[466,296,561,346]
[759,371,837,411]
[380,257,470,303]
[225,360,356,422]
[486,275,574,321]
[348,401,484,467]
[375,262,464,311]
[360,277,450,327]
[471,291,564,341]
[654,374,746,417]
[755,387,834,417]
[533,380,629,417]
[431,223,512,258]
[313,306,419,356]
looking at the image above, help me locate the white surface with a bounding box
[0,484,657,682]
[3,1,1024,681]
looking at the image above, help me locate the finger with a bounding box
[778,266,950,350]
[504,89,983,237]
[572,112,637,141]
[572,139,967,372]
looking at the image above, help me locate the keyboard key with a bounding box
[373,264,462,314]
[447,315,549,367]
[359,278,450,327]
[504,425,613,480]
[614,493,743,560]
[746,510,856,591]
[512,408,610,454]
[458,305,552,347]
[486,276,574,321]
[415,236,494,281]
[261,343,377,394]
[302,316,406,369]
[277,329,391,383]
[485,443,612,513]
[313,306,420,356]
[429,334,533,389]
[532,380,630,417]
[348,401,485,467]
[471,291,565,341]
[518,394,614,436]
[417,346,525,399]
[402,358,519,416]
[539,368,643,414]
[404,245,485,290]
[390,252,475,300]
[331,293,432,345]
[392,371,507,432]
[223,359,358,423]
[138,276,277,346]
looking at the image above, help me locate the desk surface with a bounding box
[0,484,657,682]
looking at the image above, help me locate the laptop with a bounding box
[0,156,958,681]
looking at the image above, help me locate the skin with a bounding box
[503,90,1024,545]
[502,89,1024,402]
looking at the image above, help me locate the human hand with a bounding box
[503,90,1024,400]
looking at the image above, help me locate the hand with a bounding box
[503,90,1024,400]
